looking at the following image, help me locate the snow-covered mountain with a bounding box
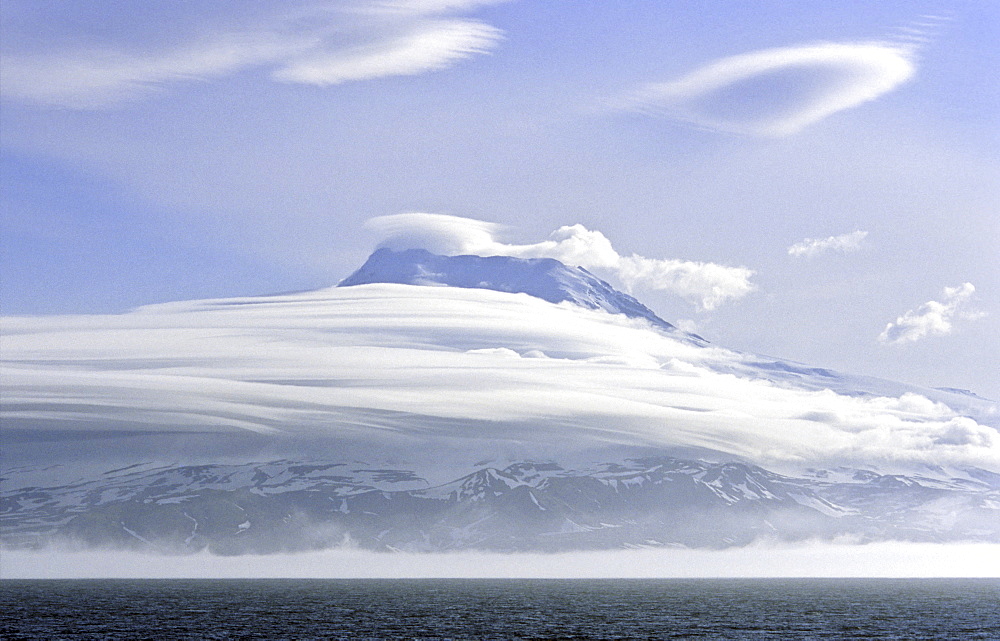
[339,247,692,338]
[4,456,997,553]
[2,248,998,554]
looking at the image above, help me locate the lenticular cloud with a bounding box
[625,42,916,136]
[2,283,997,472]
[366,213,755,310]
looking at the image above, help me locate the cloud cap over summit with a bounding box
[365,214,756,311]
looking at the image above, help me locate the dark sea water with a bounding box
[1,578,997,640]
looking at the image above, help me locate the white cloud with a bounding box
[377,0,512,14]
[368,212,502,255]
[788,230,868,257]
[879,283,985,345]
[889,13,954,48]
[2,283,997,472]
[622,42,916,136]
[272,20,501,85]
[367,213,755,310]
[0,34,302,110]
[0,2,504,108]
[673,319,700,335]
[615,255,755,312]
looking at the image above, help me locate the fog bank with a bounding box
[5,542,998,579]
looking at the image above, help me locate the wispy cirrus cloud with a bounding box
[271,20,500,85]
[620,42,916,136]
[788,230,868,257]
[0,1,506,108]
[879,283,985,344]
[0,34,301,109]
[367,213,755,310]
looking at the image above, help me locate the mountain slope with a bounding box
[339,248,692,337]
[3,457,996,553]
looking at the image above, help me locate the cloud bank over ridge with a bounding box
[3,283,996,472]
[367,213,755,310]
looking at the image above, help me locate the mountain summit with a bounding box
[339,247,693,337]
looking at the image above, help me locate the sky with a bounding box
[2,0,998,398]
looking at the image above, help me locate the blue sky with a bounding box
[2,0,997,396]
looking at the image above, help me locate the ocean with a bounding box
[1,578,997,639]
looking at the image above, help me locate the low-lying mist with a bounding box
[4,541,998,579]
